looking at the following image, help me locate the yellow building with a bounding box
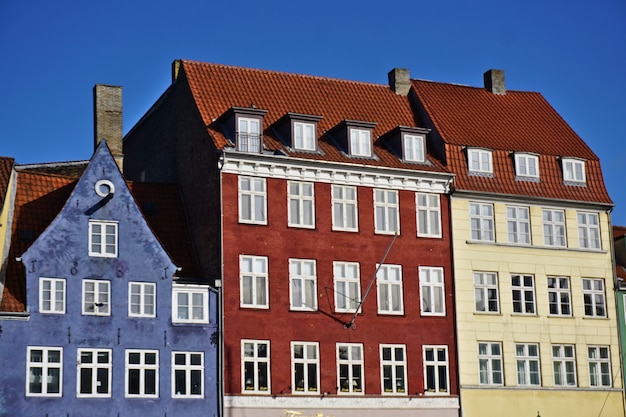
[0,157,16,301]
[411,70,624,417]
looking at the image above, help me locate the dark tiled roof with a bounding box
[17,161,88,178]
[614,225,626,239]
[179,60,448,174]
[412,79,612,204]
[0,156,14,209]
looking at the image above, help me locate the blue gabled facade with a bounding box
[0,142,218,417]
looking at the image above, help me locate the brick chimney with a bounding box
[93,85,123,171]
[388,68,410,96]
[484,69,505,95]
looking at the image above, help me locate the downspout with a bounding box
[217,150,226,417]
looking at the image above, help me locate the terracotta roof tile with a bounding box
[0,156,14,209]
[614,225,626,239]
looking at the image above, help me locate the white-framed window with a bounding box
[552,344,577,387]
[332,185,358,232]
[515,153,539,178]
[242,340,270,393]
[337,343,364,394]
[511,274,535,315]
[291,342,319,394]
[77,348,112,397]
[515,343,540,386]
[172,285,209,323]
[478,342,503,385]
[237,117,262,153]
[172,352,204,398]
[125,349,158,398]
[289,258,317,311]
[468,148,493,174]
[238,176,267,224]
[588,346,611,388]
[374,189,399,234]
[506,206,531,244]
[240,255,269,309]
[82,279,110,316]
[582,278,606,318]
[562,158,586,183]
[129,282,156,318]
[474,272,499,313]
[26,347,62,396]
[350,128,372,157]
[403,134,425,162]
[294,121,316,151]
[543,208,566,247]
[420,266,445,316]
[380,344,406,395]
[547,276,571,316]
[39,277,65,314]
[288,181,315,228]
[423,346,449,395]
[469,202,494,242]
[416,193,441,237]
[88,220,118,257]
[577,212,601,249]
[334,261,361,312]
[377,264,403,314]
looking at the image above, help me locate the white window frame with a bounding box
[374,189,399,234]
[515,343,541,386]
[420,266,445,316]
[240,255,269,309]
[377,264,404,315]
[289,258,317,311]
[468,148,493,174]
[403,133,425,162]
[238,176,267,225]
[237,116,262,153]
[511,274,536,315]
[26,346,63,397]
[172,284,209,323]
[474,272,499,313]
[77,348,112,397]
[82,279,111,316]
[242,340,270,394]
[588,346,611,388]
[88,220,118,257]
[547,276,571,316]
[469,202,494,242]
[337,343,364,395]
[423,345,450,395]
[349,128,372,157]
[39,277,66,314]
[291,342,320,394]
[380,344,407,395]
[506,206,531,244]
[333,261,361,313]
[515,153,539,178]
[129,282,156,318]
[552,344,577,387]
[332,185,358,232]
[416,193,441,238]
[582,278,607,318]
[288,181,315,228]
[294,121,316,151]
[478,342,503,386]
[562,158,586,183]
[125,349,159,398]
[172,351,204,398]
[577,212,601,249]
[543,208,567,247]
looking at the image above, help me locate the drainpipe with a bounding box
[218,150,226,417]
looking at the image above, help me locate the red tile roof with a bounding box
[179,60,448,173]
[614,225,626,239]
[411,79,612,204]
[0,156,14,209]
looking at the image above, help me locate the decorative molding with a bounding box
[225,395,459,409]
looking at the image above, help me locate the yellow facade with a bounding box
[0,168,15,274]
[452,196,625,417]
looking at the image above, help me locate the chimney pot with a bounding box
[484,69,506,95]
[93,85,123,170]
[388,68,410,96]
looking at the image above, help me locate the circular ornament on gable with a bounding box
[95,179,115,197]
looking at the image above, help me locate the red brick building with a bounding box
[123,61,458,417]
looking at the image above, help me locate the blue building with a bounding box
[0,139,219,416]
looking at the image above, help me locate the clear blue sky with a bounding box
[1,0,625,223]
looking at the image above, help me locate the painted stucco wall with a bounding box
[0,168,15,296]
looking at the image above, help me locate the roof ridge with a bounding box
[412,77,542,95]
[16,169,79,181]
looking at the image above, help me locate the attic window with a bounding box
[294,122,316,151]
[561,158,586,184]
[237,117,262,153]
[350,128,372,157]
[467,148,493,175]
[403,134,425,163]
[514,153,539,180]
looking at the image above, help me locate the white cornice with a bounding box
[225,394,459,409]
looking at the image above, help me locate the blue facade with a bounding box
[0,143,218,417]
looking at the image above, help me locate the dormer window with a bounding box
[514,153,539,179]
[274,113,322,152]
[294,122,316,151]
[467,148,493,175]
[403,134,425,163]
[329,120,377,157]
[237,117,262,153]
[350,128,372,157]
[561,158,586,184]
[381,126,429,164]
[217,107,267,153]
